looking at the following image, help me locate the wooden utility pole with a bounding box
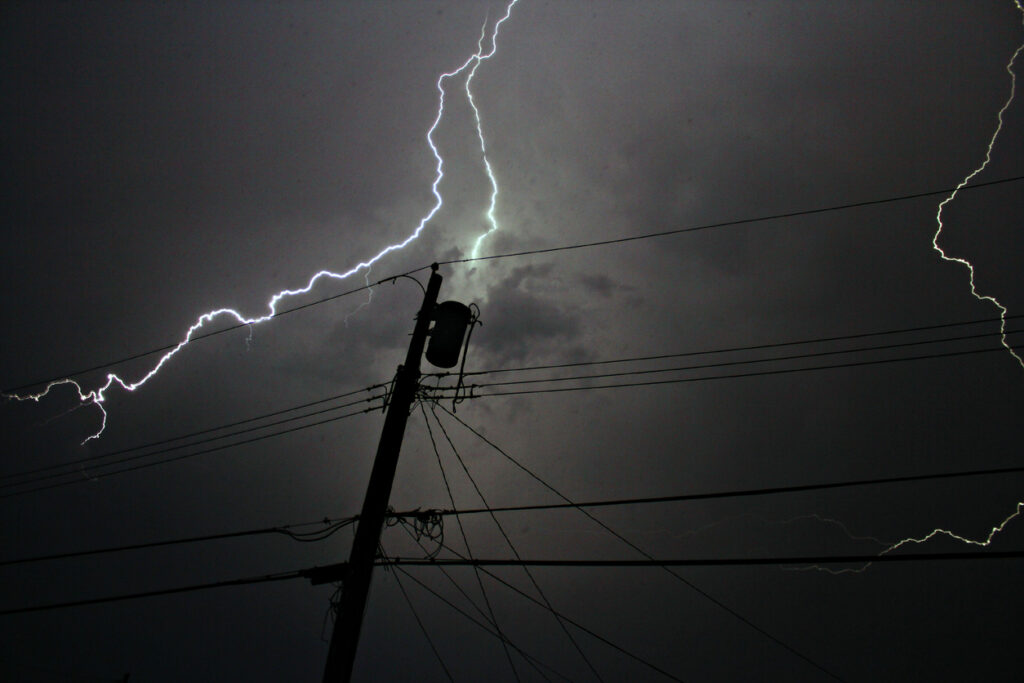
[322,264,443,683]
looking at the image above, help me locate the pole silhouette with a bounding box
[322,264,443,682]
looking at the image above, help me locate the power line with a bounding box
[432,405,845,683]
[446,329,1021,392]
[5,549,1017,618]
[0,404,378,499]
[13,315,1013,487]
[0,516,357,568]
[2,393,385,491]
[0,569,305,617]
[382,550,1024,568]
[426,314,1024,379]
[440,174,1024,265]
[10,456,1019,568]
[428,346,1011,401]
[417,403,522,681]
[7,175,1021,394]
[391,518,557,683]
[2,267,429,394]
[425,404,604,682]
[0,384,387,483]
[381,545,455,682]
[392,565,575,683]
[390,462,1024,519]
[396,517,686,682]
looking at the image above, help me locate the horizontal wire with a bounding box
[11,456,1019,567]
[16,317,1012,486]
[11,548,1014,618]
[6,175,1021,394]
[381,550,1024,568]
[389,462,1024,519]
[392,566,576,683]
[2,266,430,394]
[0,569,305,617]
[0,405,378,499]
[441,174,1024,265]
[399,518,685,682]
[451,329,1021,391]
[0,517,357,568]
[428,346,1011,399]
[3,390,386,486]
[426,314,1024,379]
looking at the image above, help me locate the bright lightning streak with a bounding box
[467,1,519,260]
[796,501,1024,576]
[5,1,521,443]
[932,3,1024,370]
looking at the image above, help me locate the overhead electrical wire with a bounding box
[425,314,1024,379]
[11,317,1011,500]
[436,328,1021,391]
[0,383,388,483]
[6,175,1021,394]
[0,568,306,617]
[380,544,455,682]
[5,548,1018,618]
[9,316,1013,487]
[1,393,386,491]
[12,323,1009,494]
[432,405,846,683]
[383,551,1024,568]
[389,461,1024,520]
[395,521,566,683]
[391,564,575,683]
[439,174,1024,265]
[0,404,379,499]
[2,267,430,394]
[396,517,686,682]
[0,516,357,568]
[8,459,1019,569]
[426,346,1013,401]
[417,402,522,681]
[425,404,605,682]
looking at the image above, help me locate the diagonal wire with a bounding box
[419,401,522,682]
[405,526,685,682]
[426,403,605,683]
[380,542,455,682]
[393,564,575,683]
[395,519,556,683]
[435,404,846,683]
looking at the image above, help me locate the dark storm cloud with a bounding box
[3,2,1024,682]
[474,263,582,362]
[575,272,629,298]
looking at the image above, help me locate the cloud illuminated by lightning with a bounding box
[932,2,1024,370]
[5,1,521,443]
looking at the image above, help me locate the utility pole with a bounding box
[322,263,443,683]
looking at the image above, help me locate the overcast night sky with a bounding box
[2,2,1024,681]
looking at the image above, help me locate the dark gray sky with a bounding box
[2,2,1023,681]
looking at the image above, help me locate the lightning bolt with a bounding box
[793,501,1024,576]
[5,1,520,443]
[932,1,1024,370]
[466,2,519,260]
